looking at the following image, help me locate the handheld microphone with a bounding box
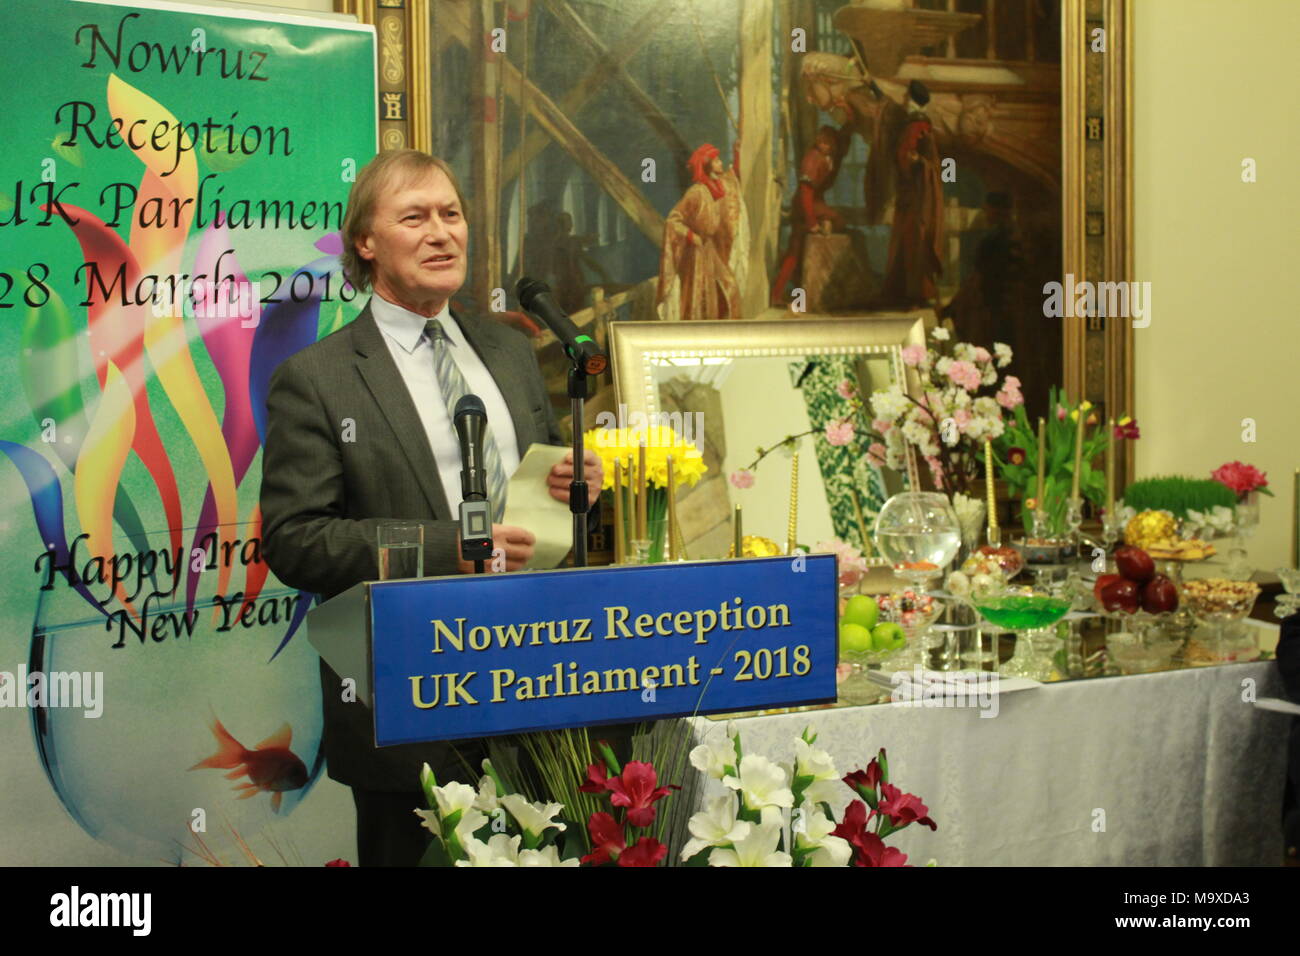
[453,394,488,501]
[515,277,609,376]
[453,394,493,561]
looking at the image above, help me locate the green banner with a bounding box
[0,0,374,863]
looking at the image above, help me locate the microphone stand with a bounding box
[567,365,593,567]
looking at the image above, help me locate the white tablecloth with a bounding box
[687,657,1290,866]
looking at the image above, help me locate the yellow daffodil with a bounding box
[585,425,708,490]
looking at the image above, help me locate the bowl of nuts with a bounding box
[1181,578,1262,664]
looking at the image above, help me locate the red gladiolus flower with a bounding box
[619,837,668,867]
[581,811,625,865]
[1007,446,1027,466]
[842,768,876,803]
[855,832,909,868]
[830,799,873,858]
[606,761,676,828]
[324,858,352,867]
[877,782,937,831]
[577,761,609,794]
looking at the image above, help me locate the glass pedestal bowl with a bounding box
[971,587,1072,681]
[1181,578,1261,664]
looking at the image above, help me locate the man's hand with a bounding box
[457,524,536,574]
[547,449,602,511]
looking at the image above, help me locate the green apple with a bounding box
[871,621,906,651]
[842,594,880,630]
[839,622,874,654]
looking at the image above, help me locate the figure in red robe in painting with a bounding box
[770,124,851,306]
[870,79,945,309]
[657,142,748,321]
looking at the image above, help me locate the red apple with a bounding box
[1094,573,1121,606]
[1099,576,1140,614]
[1114,546,1156,584]
[1141,574,1179,614]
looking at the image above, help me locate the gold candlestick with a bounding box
[1035,416,1046,507]
[637,441,647,541]
[733,504,743,559]
[613,458,624,565]
[787,451,800,554]
[984,439,999,548]
[1105,418,1116,513]
[667,455,678,562]
[1070,402,1086,501]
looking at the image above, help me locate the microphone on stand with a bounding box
[515,277,609,375]
[453,394,493,565]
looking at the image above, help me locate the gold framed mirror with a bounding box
[609,314,928,563]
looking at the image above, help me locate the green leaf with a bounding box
[51,136,84,168]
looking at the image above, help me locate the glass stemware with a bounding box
[967,585,1073,681]
[873,492,963,669]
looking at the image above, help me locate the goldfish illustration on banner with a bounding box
[0,0,376,864]
[190,717,309,814]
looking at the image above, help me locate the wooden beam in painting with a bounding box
[738,0,775,317]
[538,0,692,170]
[441,0,665,243]
[469,0,503,303]
[500,2,668,186]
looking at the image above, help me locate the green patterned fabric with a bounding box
[788,357,887,554]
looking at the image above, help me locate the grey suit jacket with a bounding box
[259,300,564,790]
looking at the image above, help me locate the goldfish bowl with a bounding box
[28,574,325,864]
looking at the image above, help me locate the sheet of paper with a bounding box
[502,443,574,570]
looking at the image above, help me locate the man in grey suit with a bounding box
[259,150,602,866]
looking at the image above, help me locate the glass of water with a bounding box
[378,522,424,580]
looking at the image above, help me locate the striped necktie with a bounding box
[424,319,509,521]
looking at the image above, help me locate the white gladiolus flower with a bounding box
[453,808,488,847]
[935,356,953,376]
[431,781,477,819]
[723,754,794,812]
[518,845,580,867]
[793,738,839,799]
[808,836,853,867]
[690,736,736,780]
[499,794,566,839]
[680,795,750,860]
[708,822,792,867]
[794,803,852,866]
[413,807,440,836]
[456,833,522,867]
[472,774,499,812]
[993,342,1013,367]
[931,326,950,341]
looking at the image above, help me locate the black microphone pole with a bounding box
[453,394,494,574]
[516,277,606,568]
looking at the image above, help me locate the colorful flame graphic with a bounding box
[3,73,348,658]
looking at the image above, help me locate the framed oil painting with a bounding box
[339,0,1134,546]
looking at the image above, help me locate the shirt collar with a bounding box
[370,293,459,353]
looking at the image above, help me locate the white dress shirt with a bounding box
[370,294,521,516]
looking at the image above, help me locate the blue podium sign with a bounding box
[367,554,838,746]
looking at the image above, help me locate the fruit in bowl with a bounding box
[841,594,879,631]
[1114,546,1155,583]
[1093,546,1178,616]
[838,622,874,654]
